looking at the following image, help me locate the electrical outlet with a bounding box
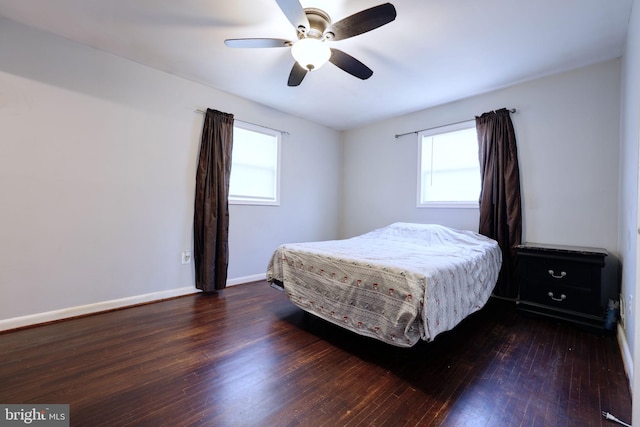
[619,293,626,330]
[181,251,192,264]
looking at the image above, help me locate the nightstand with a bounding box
[516,243,618,331]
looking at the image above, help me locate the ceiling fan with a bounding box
[224,0,397,86]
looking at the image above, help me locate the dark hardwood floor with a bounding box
[0,281,631,426]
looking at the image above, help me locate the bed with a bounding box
[266,222,502,347]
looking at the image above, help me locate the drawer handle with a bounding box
[547,270,567,279]
[548,292,566,302]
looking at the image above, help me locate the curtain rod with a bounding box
[195,109,290,135]
[394,108,516,139]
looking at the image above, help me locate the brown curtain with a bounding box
[193,109,234,292]
[476,108,522,299]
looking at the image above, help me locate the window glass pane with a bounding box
[229,123,280,205]
[418,122,479,207]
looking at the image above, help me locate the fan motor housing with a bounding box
[302,8,332,39]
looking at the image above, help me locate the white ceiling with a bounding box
[0,0,633,130]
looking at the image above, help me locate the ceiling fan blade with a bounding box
[328,3,397,41]
[329,49,373,80]
[288,62,308,86]
[275,0,310,33]
[224,38,292,48]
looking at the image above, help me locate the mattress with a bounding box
[267,222,502,347]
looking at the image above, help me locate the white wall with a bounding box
[341,60,621,257]
[619,0,640,424]
[228,122,342,280]
[0,18,341,329]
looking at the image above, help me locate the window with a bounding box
[229,121,281,205]
[417,121,480,208]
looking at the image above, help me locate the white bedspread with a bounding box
[267,223,502,347]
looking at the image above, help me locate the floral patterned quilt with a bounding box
[267,223,502,347]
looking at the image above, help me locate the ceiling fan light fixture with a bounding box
[291,38,331,71]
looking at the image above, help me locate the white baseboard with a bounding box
[227,273,266,286]
[618,324,633,395]
[0,274,267,333]
[0,286,198,332]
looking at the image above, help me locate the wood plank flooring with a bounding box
[0,281,631,426]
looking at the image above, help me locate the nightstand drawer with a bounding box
[522,258,594,290]
[521,281,596,314]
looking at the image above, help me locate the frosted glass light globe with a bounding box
[291,38,331,71]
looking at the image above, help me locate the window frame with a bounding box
[416,120,480,209]
[228,121,281,206]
